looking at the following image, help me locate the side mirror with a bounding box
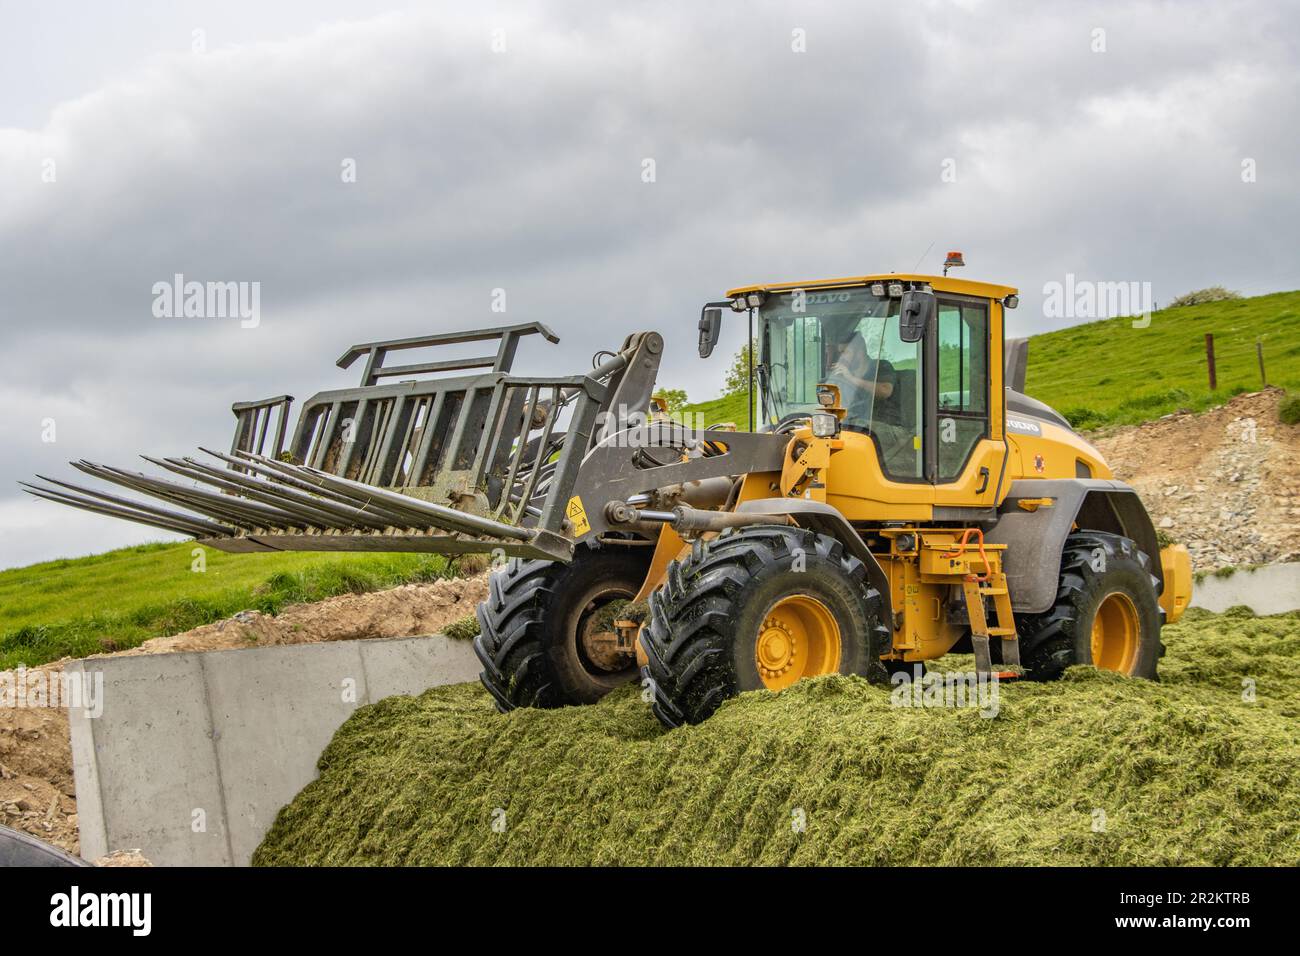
[698,307,723,358]
[899,289,934,344]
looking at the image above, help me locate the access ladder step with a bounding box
[961,574,1021,673]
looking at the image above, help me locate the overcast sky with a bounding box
[2,0,1297,569]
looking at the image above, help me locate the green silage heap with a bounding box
[254,608,1300,866]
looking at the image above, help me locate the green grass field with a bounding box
[677,390,752,429]
[1024,290,1300,429]
[680,290,1300,430]
[0,542,453,670]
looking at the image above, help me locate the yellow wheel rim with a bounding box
[755,595,842,691]
[1090,591,1140,673]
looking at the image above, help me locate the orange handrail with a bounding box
[940,528,992,582]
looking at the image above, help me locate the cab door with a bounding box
[930,295,1006,509]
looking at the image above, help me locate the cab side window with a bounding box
[936,301,989,482]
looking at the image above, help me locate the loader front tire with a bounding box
[474,545,650,712]
[640,525,891,728]
[1016,531,1164,681]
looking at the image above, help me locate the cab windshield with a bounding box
[759,286,923,478]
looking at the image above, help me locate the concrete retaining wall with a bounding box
[65,634,480,867]
[1189,561,1300,615]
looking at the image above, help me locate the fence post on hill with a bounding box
[1257,339,1268,387]
[1205,333,1217,391]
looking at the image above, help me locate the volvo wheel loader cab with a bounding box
[636,272,1190,724]
[27,263,1192,730]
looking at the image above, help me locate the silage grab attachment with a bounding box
[24,323,664,562]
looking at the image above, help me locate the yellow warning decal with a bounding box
[566,496,591,536]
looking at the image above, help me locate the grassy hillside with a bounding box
[0,542,453,669]
[1025,290,1300,429]
[681,290,1300,430]
[678,390,751,428]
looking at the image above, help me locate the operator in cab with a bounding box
[827,326,914,472]
[827,329,896,422]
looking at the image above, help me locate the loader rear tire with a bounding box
[1016,531,1164,681]
[640,525,891,728]
[474,545,651,712]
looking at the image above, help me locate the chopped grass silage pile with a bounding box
[254,608,1300,866]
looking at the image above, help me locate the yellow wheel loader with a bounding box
[28,269,1192,728]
